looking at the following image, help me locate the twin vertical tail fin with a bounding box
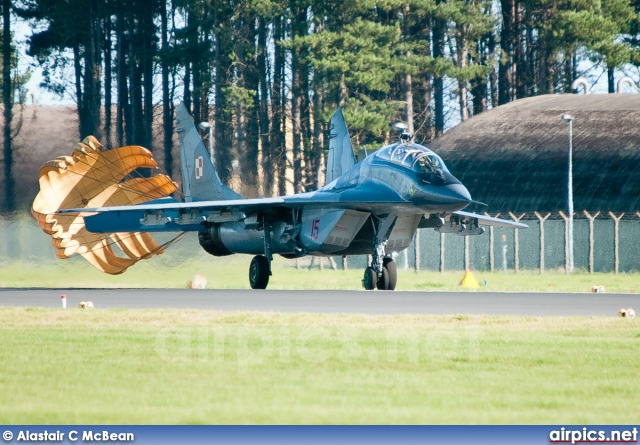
[176,103,242,202]
[325,108,357,185]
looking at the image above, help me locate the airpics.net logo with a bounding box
[549,427,638,444]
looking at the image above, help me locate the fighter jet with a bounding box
[59,104,526,290]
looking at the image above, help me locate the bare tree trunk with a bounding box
[104,15,112,147]
[257,17,272,195]
[291,6,306,193]
[116,3,126,146]
[190,9,201,125]
[72,43,83,138]
[526,22,535,96]
[161,0,173,176]
[313,84,324,189]
[3,0,14,210]
[433,14,445,136]
[514,1,525,99]
[339,73,347,106]
[273,16,286,196]
[405,72,414,134]
[129,39,142,145]
[419,76,433,140]
[456,30,469,122]
[471,38,488,115]
[82,0,102,139]
[499,0,515,104]
[213,5,233,186]
[487,32,499,107]
[607,67,615,94]
[141,5,154,151]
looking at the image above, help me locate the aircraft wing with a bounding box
[60,197,287,214]
[60,190,527,234]
[453,210,528,229]
[58,196,289,233]
[59,187,409,233]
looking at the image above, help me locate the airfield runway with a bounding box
[0,289,638,317]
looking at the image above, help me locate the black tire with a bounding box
[363,267,376,290]
[383,258,397,291]
[249,255,270,289]
[376,266,390,290]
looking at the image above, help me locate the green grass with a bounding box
[2,255,640,292]
[0,307,639,424]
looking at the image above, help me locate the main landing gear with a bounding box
[249,255,270,289]
[249,216,273,289]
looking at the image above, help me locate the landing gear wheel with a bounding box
[249,255,270,289]
[376,266,390,290]
[363,267,376,290]
[383,258,397,290]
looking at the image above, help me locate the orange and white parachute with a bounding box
[31,136,179,274]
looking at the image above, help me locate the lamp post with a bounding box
[198,121,213,161]
[562,114,574,274]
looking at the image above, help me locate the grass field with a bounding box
[2,255,640,292]
[1,307,638,424]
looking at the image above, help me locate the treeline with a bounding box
[3,0,640,204]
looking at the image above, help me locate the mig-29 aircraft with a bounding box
[56,104,526,290]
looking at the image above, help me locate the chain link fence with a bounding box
[2,212,640,273]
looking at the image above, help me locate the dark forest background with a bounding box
[1,0,639,210]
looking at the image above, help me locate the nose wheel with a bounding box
[363,267,376,290]
[362,257,397,291]
[382,257,397,290]
[376,266,389,290]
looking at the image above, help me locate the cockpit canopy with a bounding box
[375,143,449,174]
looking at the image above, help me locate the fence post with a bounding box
[583,211,600,274]
[558,211,569,274]
[508,213,526,273]
[439,232,445,273]
[464,236,470,270]
[534,212,551,274]
[608,212,624,274]
[485,212,499,273]
[414,230,420,273]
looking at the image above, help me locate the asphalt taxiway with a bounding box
[0,289,637,317]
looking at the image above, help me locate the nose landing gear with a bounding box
[381,257,397,290]
[362,214,399,291]
[362,256,397,291]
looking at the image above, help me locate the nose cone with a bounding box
[445,183,472,203]
[410,180,473,212]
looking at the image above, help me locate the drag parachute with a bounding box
[31,136,179,274]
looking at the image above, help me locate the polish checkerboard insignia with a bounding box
[195,156,204,179]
